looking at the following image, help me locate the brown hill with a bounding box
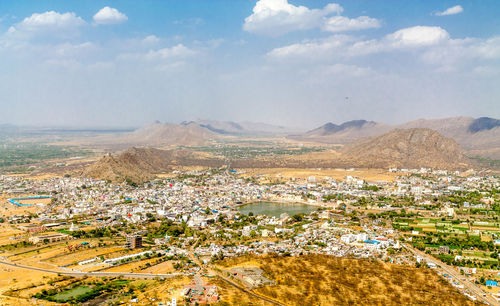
[126,121,218,146]
[83,147,224,183]
[289,116,500,159]
[340,128,469,169]
[400,117,500,159]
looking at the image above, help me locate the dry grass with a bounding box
[45,246,124,266]
[237,167,399,183]
[0,195,45,217]
[219,254,477,306]
[0,262,57,305]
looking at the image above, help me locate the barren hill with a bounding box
[400,117,500,159]
[289,116,500,159]
[83,147,224,183]
[340,128,469,169]
[127,121,218,146]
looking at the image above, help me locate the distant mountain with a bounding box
[400,117,500,159]
[307,120,377,136]
[122,121,218,146]
[289,116,500,159]
[468,117,500,133]
[289,120,391,143]
[183,119,297,136]
[340,128,469,169]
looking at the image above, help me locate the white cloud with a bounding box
[142,35,160,45]
[435,5,464,16]
[266,24,500,73]
[267,35,353,60]
[267,26,453,62]
[93,7,128,25]
[243,0,379,36]
[322,15,380,32]
[385,26,450,47]
[476,36,500,59]
[7,11,85,37]
[118,44,196,62]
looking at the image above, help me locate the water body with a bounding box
[238,201,318,217]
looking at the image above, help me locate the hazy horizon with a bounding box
[1,0,499,127]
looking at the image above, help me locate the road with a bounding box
[405,245,499,306]
[0,260,180,279]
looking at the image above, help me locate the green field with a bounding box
[0,142,91,168]
[52,286,92,302]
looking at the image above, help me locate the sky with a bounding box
[0,0,499,128]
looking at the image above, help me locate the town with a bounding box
[0,167,498,304]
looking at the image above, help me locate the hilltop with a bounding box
[290,116,500,159]
[82,147,224,184]
[339,128,469,169]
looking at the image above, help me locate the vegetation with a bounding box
[218,254,474,305]
[33,280,129,303]
[0,142,90,168]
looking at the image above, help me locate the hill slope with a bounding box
[289,116,500,159]
[340,128,469,169]
[127,121,218,146]
[217,254,475,306]
[83,147,224,183]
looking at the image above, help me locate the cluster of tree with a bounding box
[414,235,496,252]
[33,280,127,303]
[148,220,190,238]
[68,227,118,239]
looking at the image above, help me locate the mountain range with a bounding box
[290,116,500,159]
[83,128,471,183]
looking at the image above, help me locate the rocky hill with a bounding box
[289,116,500,159]
[83,147,224,183]
[400,117,500,159]
[339,128,469,169]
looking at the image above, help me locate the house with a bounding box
[439,246,450,254]
[125,235,143,249]
[28,233,70,244]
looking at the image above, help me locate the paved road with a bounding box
[405,245,498,306]
[0,260,180,279]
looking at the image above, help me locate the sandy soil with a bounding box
[237,167,400,182]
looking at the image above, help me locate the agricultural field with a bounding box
[189,143,327,159]
[0,142,91,170]
[1,272,191,305]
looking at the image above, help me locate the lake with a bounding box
[237,201,318,217]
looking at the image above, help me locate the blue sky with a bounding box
[0,0,499,128]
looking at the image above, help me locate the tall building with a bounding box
[125,235,142,249]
